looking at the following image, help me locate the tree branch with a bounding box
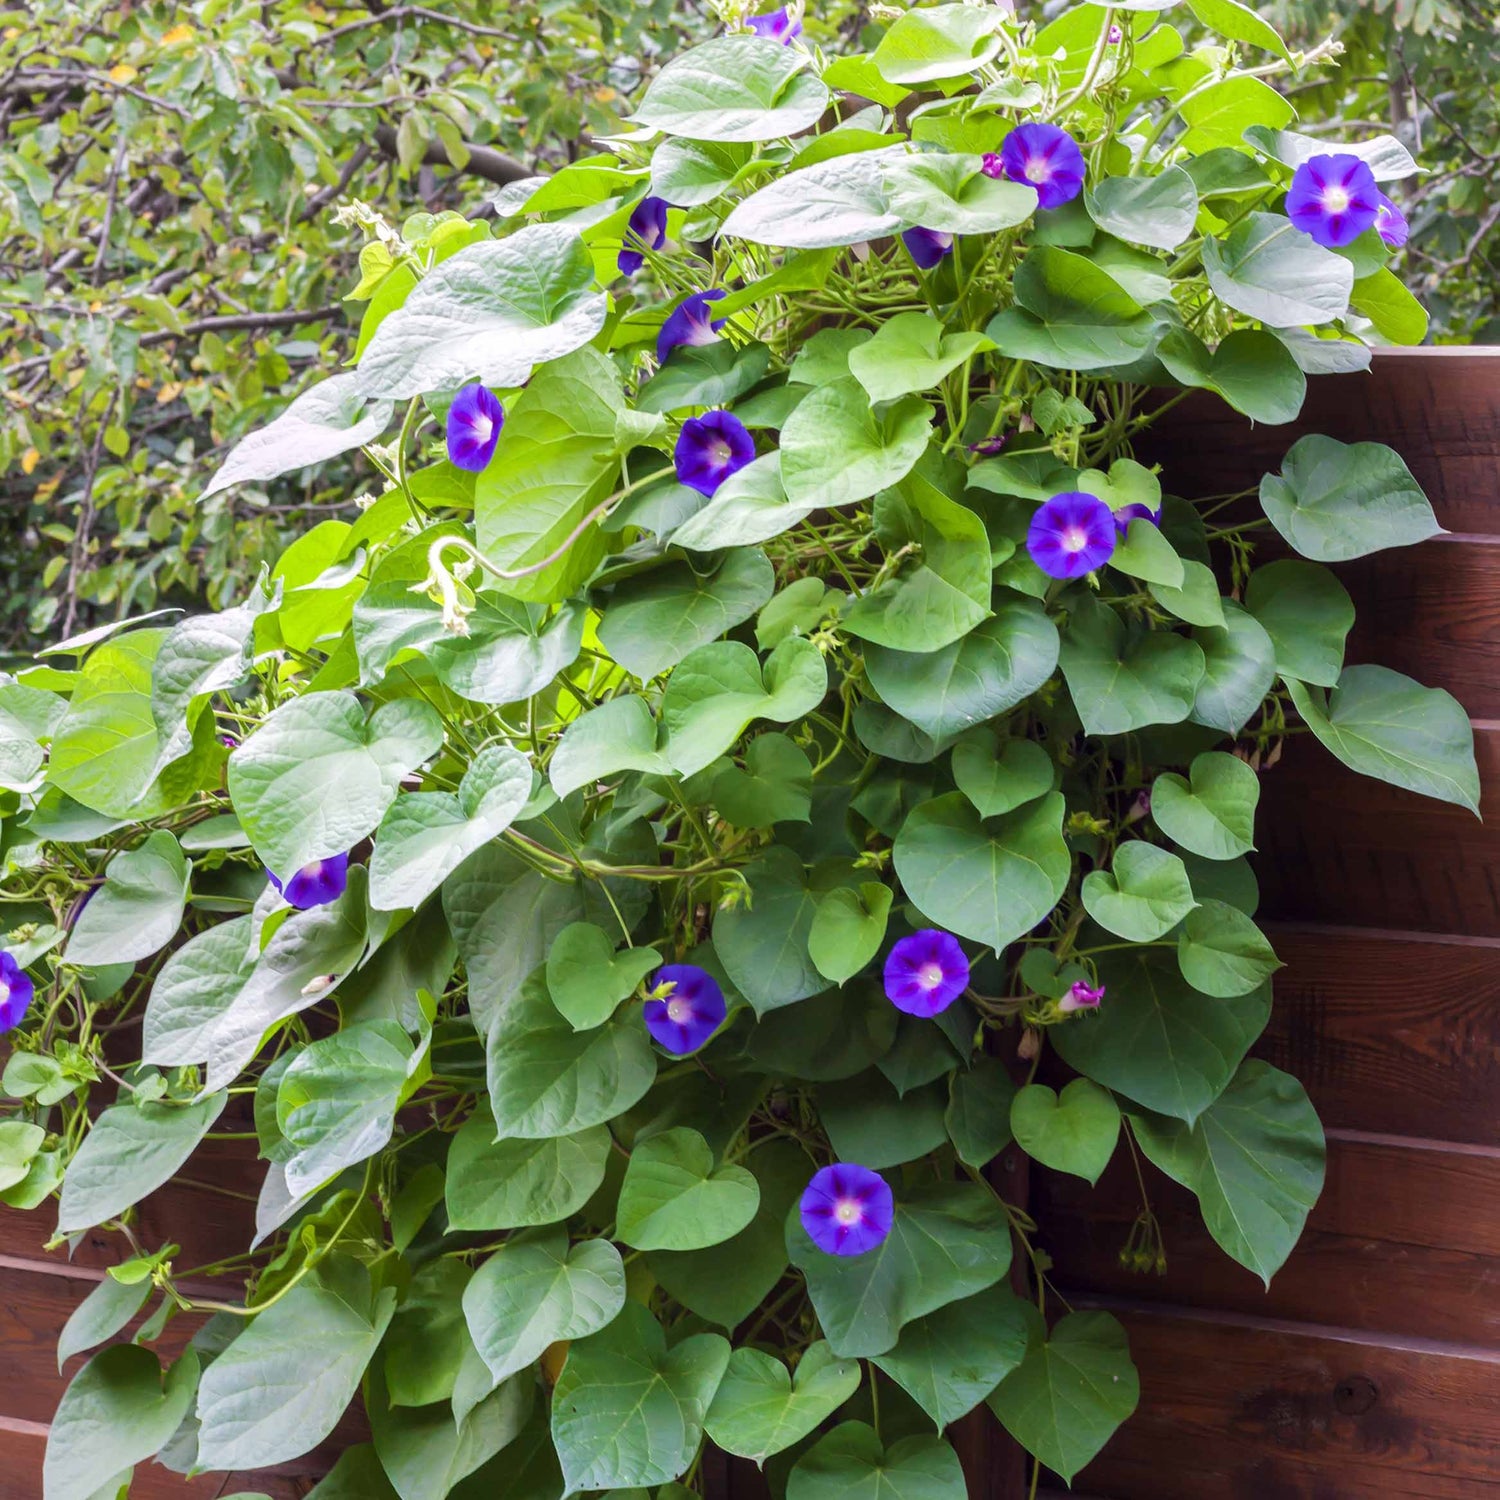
[313,5,514,44]
[372,123,531,186]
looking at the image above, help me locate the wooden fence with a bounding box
[2,350,1497,1498]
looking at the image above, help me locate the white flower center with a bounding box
[834,1198,862,1226]
[918,962,944,991]
[710,438,733,465]
[666,997,692,1023]
[0,980,9,1003]
[1062,524,1089,553]
[1323,185,1350,214]
[1026,158,1052,183]
[471,414,493,443]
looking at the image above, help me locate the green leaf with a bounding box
[57,1091,227,1234]
[1243,559,1353,688]
[1059,595,1206,736]
[1081,842,1196,942]
[871,4,1002,83]
[846,314,994,406]
[721,148,906,250]
[819,1075,949,1170]
[1180,76,1294,153]
[551,1301,730,1492]
[463,1230,626,1384]
[631,36,830,141]
[229,691,443,878]
[987,1310,1139,1484]
[808,883,894,986]
[550,696,674,798]
[355,225,607,399]
[1011,1080,1121,1185]
[1052,946,1270,1123]
[1156,327,1306,425]
[1150,560,1226,630]
[650,137,754,206]
[599,549,774,681]
[1259,434,1441,562]
[1191,603,1277,735]
[545,922,661,1031]
[56,1271,152,1371]
[446,1112,611,1230]
[779,379,932,509]
[945,1055,1016,1167]
[1085,168,1198,250]
[66,830,189,967]
[950,733,1054,819]
[1204,212,1352,326]
[1131,1060,1325,1283]
[430,598,587,706]
[1187,0,1292,60]
[368,744,531,912]
[1287,665,1480,813]
[882,154,1038,235]
[203,374,393,497]
[788,1423,966,1499]
[1351,266,1429,345]
[1151,750,1259,860]
[872,1285,1031,1429]
[44,1345,198,1500]
[1109,516,1184,588]
[671,453,824,551]
[638,339,771,414]
[487,971,657,1138]
[705,1342,861,1463]
[788,1181,1012,1358]
[473,345,624,603]
[1178,900,1281,997]
[618,1126,760,1251]
[381,1259,473,1409]
[0,679,64,793]
[712,732,814,828]
[893,792,1069,953]
[662,637,828,778]
[196,1260,397,1470]
[863,600,1059,741]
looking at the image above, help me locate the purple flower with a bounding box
[657,290,728,364]
[883,929,969,1017]
[1113,501,1162,533]
[268,853,349,910]
[1060,981,1105,1013]
[800,1163,894,1257]
[1026,491,1117,579]
[902,227,953,270]
[998,123,1086,211]
[446,385,505,473]
[747,6,801,42]
[1374,191,1409,249]
[619,195,669,276]
[643,964,726,1054]
[1108,22,1124,42]
[674,409,755,496]
[968,432,1009,457]
[1285,153,1381,249]
[0,952,34,1034]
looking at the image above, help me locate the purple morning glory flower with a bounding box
[747,6,801,42]
[1374,192,1409,249]
[1026,491,1117,579]
[657,290,728,364]
[968,432,1009,457]
[1108,22,1124,42]
[998,123,1086,211]
[674,409,755,496]
[800,1163,894,1257]
[643,964,726,1054]
[446,384,504,473]
[619,195,669,276]
[1060,981,1105,1013]
[883,929,969,1017]
[902,227,953,271]
[1113,501,1162,533]
[1285,153,1381,249]
[0,952,34,1034]
[268,853,349,910]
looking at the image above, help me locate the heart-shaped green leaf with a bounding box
[1011,1079,1121,1184]
[1177,900,1281,997]
[1157,327,1306,426]
[1191,603,1277,735]
[945,1055,1017,1167]
[1151,750,1259,860]
[545,922,662,1031]
[950,733,1055,818]
[705,1342,862,1463]
[847,313,995,405]
[712,732,814,828]
[67,830,189,967]
[787,1423,967,1499]
[618,1126,761,1251]
[779,379,933,509]
[1243,559,1353,688]
[808,883,894,985]
[1059,595,1205,737]
[1081,842,1196,942]
[445,1112,612,1230]
[1085,167,1199,250]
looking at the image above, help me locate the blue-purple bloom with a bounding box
[1060,981,1105,1013]
[800,1163,894,1257]
[1113,501,1162,533]
[995,123,1086,211]
[902,227,953,270]
[746,5,801,42]
[969,432,1009,457]
[1285,154,1381,249]
[883,929,969,1017]
[1374,191,1409,249]
[1027,491,1117,579]
[0,952,34,1034]
[643,964,726,1054]
[619,195,669,276]
[268,853,350,910]
[674,409,755,496]
[446,384,504,473]
[657,290,728,364]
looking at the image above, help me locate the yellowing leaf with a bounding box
[161,23,194,45]
[21,447,39,475]
[108,63,139,84]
